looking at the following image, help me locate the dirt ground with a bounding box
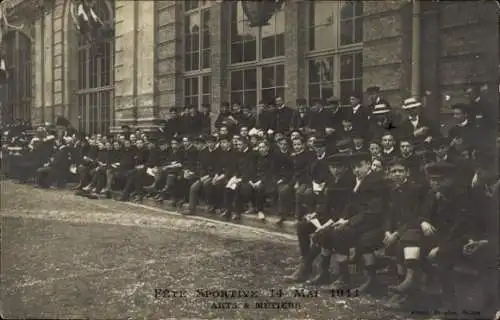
[0,180,493,319]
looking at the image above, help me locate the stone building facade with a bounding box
[0,0,497,133]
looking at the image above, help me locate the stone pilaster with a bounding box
[362,1,406,106]
[52,0,65,118]
[43,10,54,123]
[63,0,79,126]
[284,0,306,107]
[33,17,44,124]
[209,2,228,126]
[135,1,156,130]
[155,0,183,120]
[113,0,137,129]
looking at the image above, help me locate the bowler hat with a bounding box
[366,86,381,94]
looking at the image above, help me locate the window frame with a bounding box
[305,1,363,105]
[227,1,286,106]
[183,1,212,73]
[227,1,286,69]
[183,1,212,111]
[75,0,115,134]
[183,73,212,109]
[2,31,32,124]
[229,63,286,107]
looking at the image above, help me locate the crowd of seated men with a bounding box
[1,86,498,313]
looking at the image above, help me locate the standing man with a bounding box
[274,96,294,134]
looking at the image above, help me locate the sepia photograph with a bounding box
[0,0,499,319]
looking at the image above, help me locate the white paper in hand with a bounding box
[312,181,324,193]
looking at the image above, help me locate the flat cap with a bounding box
[366,86,381,93]
[326,96,340,104]
[296,98,307,105]
[349,152,371,165]
[425,162,457,177]
[327,153,351,165]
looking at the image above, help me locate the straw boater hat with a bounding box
[372,103,391,115]
[402,97,422,110]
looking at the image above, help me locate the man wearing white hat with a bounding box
[398,97,437,149]
[367,102,394,141]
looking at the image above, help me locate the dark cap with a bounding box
[171,137,180,143]
[121,125,131,130]
[430,136,451,149]
[206,135,218,142]
[425,162,457,178]
[312,98,325,105]
[188,105,197,109]
[326,96,340,104]
[336,138,353,151]
[386,157,407,169]
[170,107,179,113]
[314,137,327,148]
[366,86,381,94]
[327,153,351,165]
[193,135,205,143]
[451,103,470,113]
[296,98,307,105]
[349,152,371,165]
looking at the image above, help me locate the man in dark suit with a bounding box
[348,94,371,137]
[314,152,389,292]
[383,159,428,298]
[164,107,182,140]
[421,162,472,310]
[399,97,437,149]
[274,96,294,133]
[290,98,311,133]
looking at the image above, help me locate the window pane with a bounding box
[244,90,257,107]
[262,66,275,89]
[202,49,210,69]
[309,84,320,102]
[244,69,257,89]
[354,52,362,78]
[340,80,354,104]
[340,19,353,46]
[231,71,243,91]
[309,60,320,83]
[231,92,243,106]
[311,25,335,51]
[203,75,211,94]
[354,18,363,43]
[231,43,243,63]
[276,34,284,56]
[243,40,256,62]
[340,53,354,80]
[185,78,191,96]
[275,88,285,102]
[261,36,275,59]
[276,65,285,86]
[185,54,192,71]
[191,52,199,70]
[311,57,334,83]
[186,0,198,11]
[312,1,335,27]
[192,77,199,95]
[202,94,211,105]
[321,86,334,101]
[340,2,354,20]
[202,30,210,50]
[261,89,275,104]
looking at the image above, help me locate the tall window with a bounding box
[183,0,211,110]
[229,1,286,106]
[77,0,114,134]
[184,75,211,108]
[2,31,31,124]
[307,1,363,104]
